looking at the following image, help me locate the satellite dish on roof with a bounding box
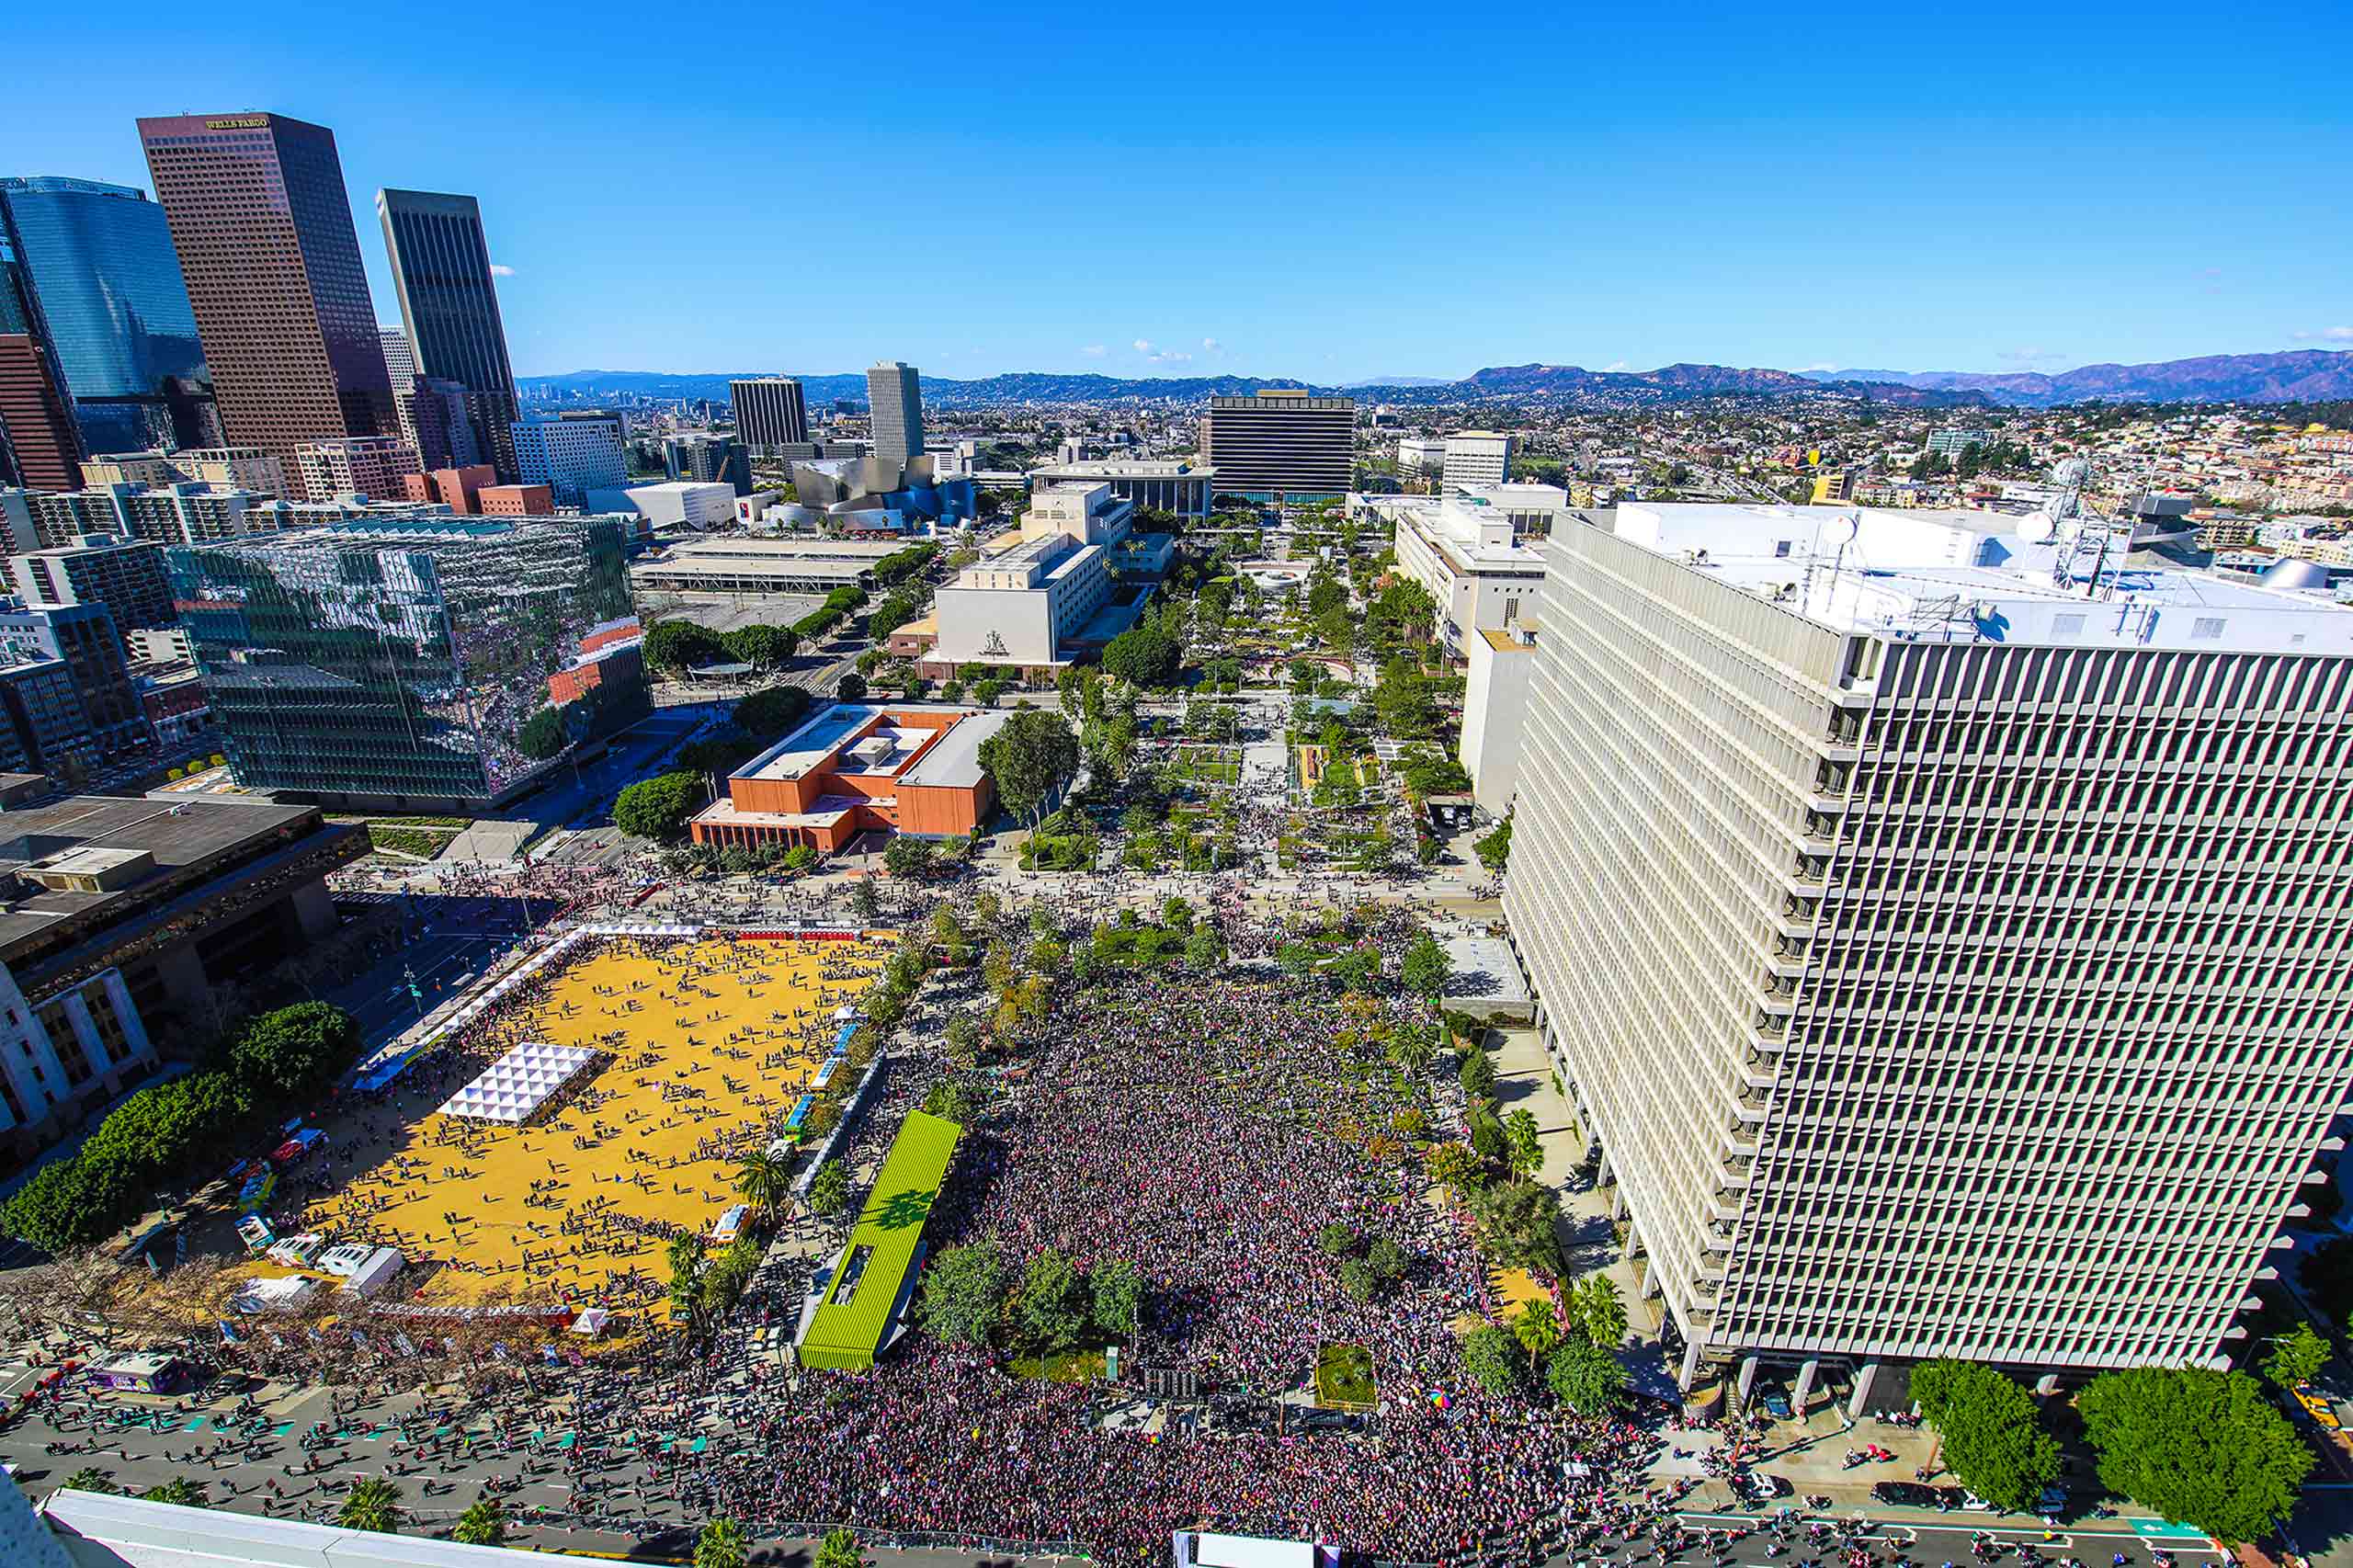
[2016,510,2056,545]
[1821,514,1859,546]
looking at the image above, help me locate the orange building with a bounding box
[480,483,554,516]
[689,702,1005,853]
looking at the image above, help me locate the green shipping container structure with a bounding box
[796,1108,963,1371]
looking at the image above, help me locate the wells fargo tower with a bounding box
[136,113,393,499]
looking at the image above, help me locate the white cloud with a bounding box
[1080,344,1108,358]
[1797,362,1839,372]
[2290,326,2353,342]
[489,263,517,278]
[1201,337,1222,354]
[1602,360,1631,372]
[1132,339,1153,354]
[1146,349,1192,365]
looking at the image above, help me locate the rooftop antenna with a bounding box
[1805,511,1859,611]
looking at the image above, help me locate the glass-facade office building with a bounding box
[0,177,210,454]
[167,517,647,809]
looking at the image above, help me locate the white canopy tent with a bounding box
[438,1041,600,1125]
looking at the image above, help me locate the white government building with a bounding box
[1358,483,1567,649]
[1504,501,2353,1408]
[921,483,1165,677]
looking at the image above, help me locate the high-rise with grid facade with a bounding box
[1199,390,1354,500]
[136,114,394,501]
[866,361,924,472]
[1507,501,2353,1409]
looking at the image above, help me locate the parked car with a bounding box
[1871,1482,1939,1507]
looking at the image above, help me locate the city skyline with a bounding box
[6,0,2347,385]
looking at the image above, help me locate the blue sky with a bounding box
[9,0,2349,382]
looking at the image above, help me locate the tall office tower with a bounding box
[0,335,84,492]
[136,114,394,501]
[731,376,808,451]
[379,325,415,393]
[663,433,751,494]
[866,361,925,472]
[376,189,519,480]
[1508,502,2353,1403]
[397,377,484,472]
[0,177,212,454]
[1199,391,1355,500]
[167,515,647,810]
[1442,430,1513,489]
[510,414,625,506]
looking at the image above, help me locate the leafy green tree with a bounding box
[141,1476,209,1507]
[516,705,567,761]
[645,619,727,675]
[62,1468,115,1494]
[978,709,1081,827]
[1427,1140,1485,1199]
[1328,948,1381,994]
[1101,624,1181,687]
[1461,1323,1525,1394]
[1512,1299,1562,1367]
[1459,1048,1497,1098]
[1547,1337,1630,1415]
[696,1517,751,1568]
[614,772,704,839]
[1016,1247,1092,1353]
[2077,1367,2313,1544]
[231,1002,360,1106]
[724,624,799,670]
[1909,1358,2060,1513]
[1570,1274,1628,1349]
[835,673,868,701]
[945,1016,983,1068]
[883,837,937,881]
[1318,1221,1358,1256]
[734,684,813,741]
[1184,926,1224,971]
[1339,1257,1377,1302]
[1400,932,1452,1000]
[814,1527,863,1568]
[337,1478,404,1533]
[1092,1257,1144,1339]
[1367,1235,1408,1288]
[2263,1321,2332,1389]
[807,1158,851,1218]
[453,1498,507,1546]
[918,1243,1007,1348]
[1474,813,1513,873]
[1,1154,132,1250]
[849,878,880,923]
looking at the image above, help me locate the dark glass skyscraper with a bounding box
[377,188,518,480]
[166,517,646,810]
[0,177,211,456]
[137,114,394,500]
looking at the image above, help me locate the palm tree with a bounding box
[1572,1274,1629,1349]
[733,1148,792,1224]
[453,1497,507,1546]
[1512,1298,1562,1369]
[696,1517,751,1568]
[139,1477,207,1508]
[61,1467,114,1494]
[338,1477,404,1534]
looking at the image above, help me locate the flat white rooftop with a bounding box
[1607,502,2353,655]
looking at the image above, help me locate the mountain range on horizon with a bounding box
[517,347,2353,412]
